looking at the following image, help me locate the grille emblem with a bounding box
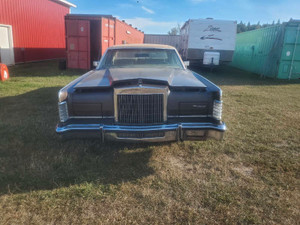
[138,79,143,86]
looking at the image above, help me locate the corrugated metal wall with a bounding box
[231,25,281,77]
[100,17,115,56]
[66,19,91,69]
[115,20,144,45]
[231,20,300,79]
[65,15,144,69]
[278,21,300,79]
[0,0,69,63]
[144,34,180,49]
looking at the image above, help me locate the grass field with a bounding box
[0,61,299,224]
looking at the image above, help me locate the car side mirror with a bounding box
[183,61,190,67]
[93,61,99,67]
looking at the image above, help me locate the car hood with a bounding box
[74,67,206,89]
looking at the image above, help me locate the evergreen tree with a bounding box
[236,19,283,33]
[247,22,251,31]
[256,21,261,29]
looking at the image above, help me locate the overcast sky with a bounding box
[70,0,300,34]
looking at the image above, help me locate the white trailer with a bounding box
[180,19,237,66]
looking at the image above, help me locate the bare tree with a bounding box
[168,24,181,35]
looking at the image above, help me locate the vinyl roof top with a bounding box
[109,44,176,50]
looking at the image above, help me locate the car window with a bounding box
[99,49,184,69]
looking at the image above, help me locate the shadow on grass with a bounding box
[0,87,157,195]
[8,60,88,78]
[8,60,300,86]
[190,65,300,86]
[4,61,297,195]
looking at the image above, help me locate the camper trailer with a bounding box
[180,19,237,66]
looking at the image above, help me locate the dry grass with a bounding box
[0,61,299,224]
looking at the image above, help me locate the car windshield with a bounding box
[99,48,184,69]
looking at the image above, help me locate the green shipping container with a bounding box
[231,20,300,79]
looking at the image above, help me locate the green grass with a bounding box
[0,61,299,224]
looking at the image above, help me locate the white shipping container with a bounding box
[144,34,180,50]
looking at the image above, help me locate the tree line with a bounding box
[237,20,281,33]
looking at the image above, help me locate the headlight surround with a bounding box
[58,101,69,122]
[58,90,68,103]
[213,100,222,120]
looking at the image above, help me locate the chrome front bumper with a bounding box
[56,122,226,142]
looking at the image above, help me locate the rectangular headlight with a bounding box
[58,101,69,122]
[213,100,222,120]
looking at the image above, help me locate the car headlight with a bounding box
[213,100,222,120]
[58,90,68,103]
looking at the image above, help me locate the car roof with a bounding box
[108,44,176,50]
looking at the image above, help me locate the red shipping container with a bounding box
[101,17,115,56]
[66,19,90,69]
[65,14,144,70]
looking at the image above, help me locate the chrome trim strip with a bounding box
[68,116,114,119]
[214,100,222,104]
[68,115,211,120]
[56,123,226,132]
[56,124,100,133]
[180,123,226,129]
[104,130,178,142]
[56,122,226,142]
[69,115,211,119]
[58,101,67,106]
[168,115,212,118]
[103,124,179,131]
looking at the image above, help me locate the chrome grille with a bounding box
[117,94,164,124]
